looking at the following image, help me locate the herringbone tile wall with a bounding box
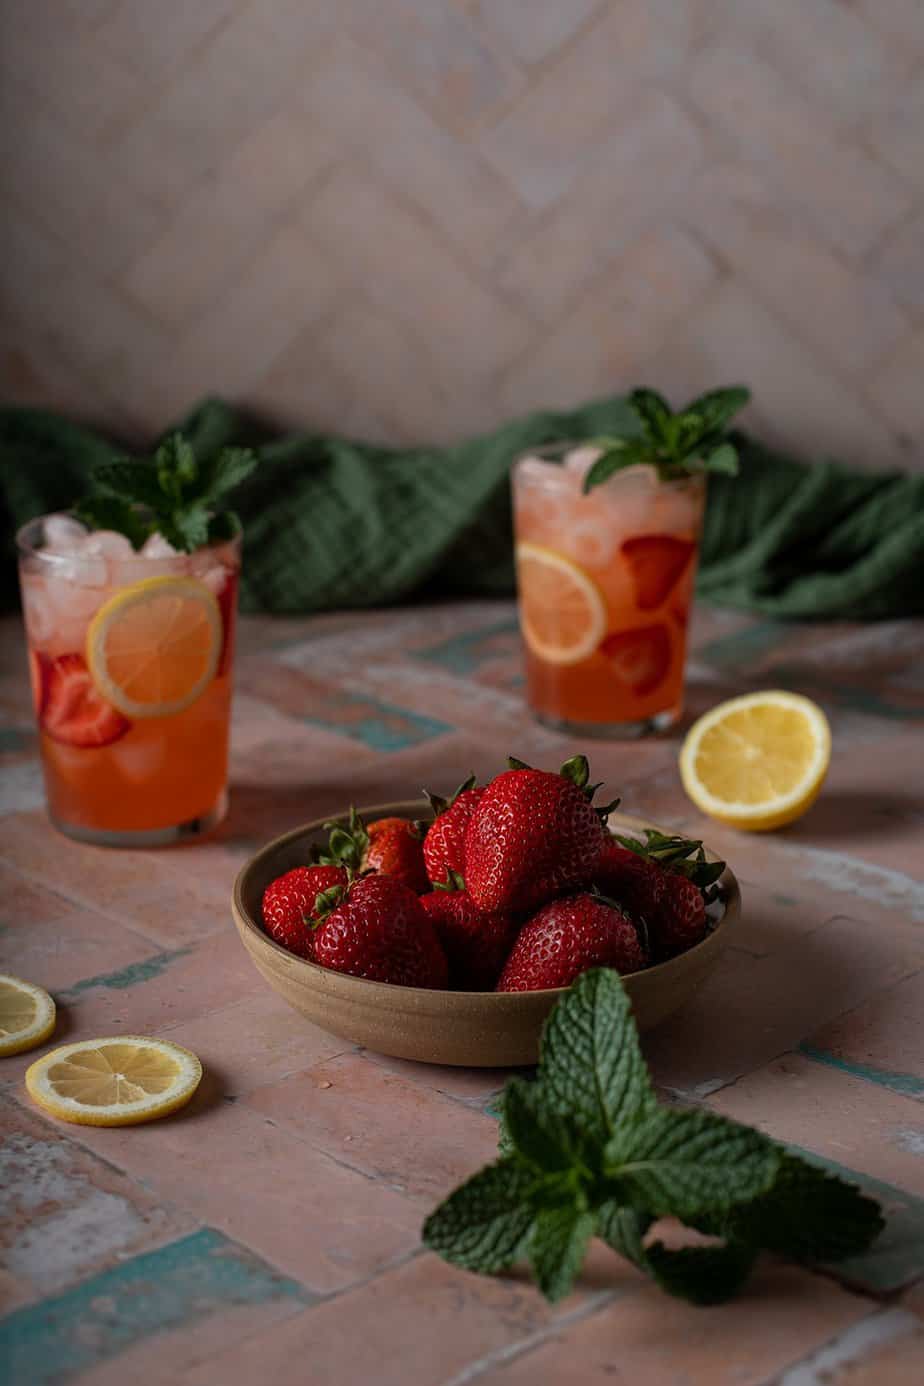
[1,0,922,469]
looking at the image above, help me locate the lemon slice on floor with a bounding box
[515,542,607,665]
[0,975,56,1056]
[87,575,221,719]
[26,1036,202,1126]
[680,690,831,831]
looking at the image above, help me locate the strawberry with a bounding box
[317,809,428,893]
[621,535,695,610]
[600,624,671,697]
[655,874,707,958]
[607,830,725,961]
[594,840,665,923]
[419,871,518,990]
[464,755,614,915]
[422,775,484,886]
[39,652,131,748]
[312,874,448,988]
[496,893,646,992]
[261,864,348,959]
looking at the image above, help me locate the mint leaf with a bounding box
[582,439,652,494]
[703,442,739,476]
[538,969,655,1145]
[605,1107,779,1218]
[204,446,258,501]
[699,1152,884,1263]
[73,495,150,550]
[171,500,211,551]
[90,461,166,509]
[528,1205,595,1302]
[503,1078,576,1174]
[684,386,750,435]
[629,388,671,440]
[598,1202,756,1305]
[422,1159,537,1273]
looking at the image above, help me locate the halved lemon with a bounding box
[680,690,831,831]
[0,975,56,1056]
[515,542,607,665]
[87,575,221,718]
[26,1036,202,1126]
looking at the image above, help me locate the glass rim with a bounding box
[16,510,242,569]
[513,443,704,492]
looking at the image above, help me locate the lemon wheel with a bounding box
[515,542,607,666]
[26,1036,203,1126]
[87,576,221,719]
[0,975,56,1056]
[680,690,831,831]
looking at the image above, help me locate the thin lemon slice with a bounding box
[0,975,56,1056]
[680,690,831,831]
[515,542,607,666]
[87,575,221,719]
[26,1036,202,1126]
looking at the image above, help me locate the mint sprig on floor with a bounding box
[75,432,258,552]
[423,969,882,1305]
[583,385,750,492]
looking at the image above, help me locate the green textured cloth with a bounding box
[3,397,923,619]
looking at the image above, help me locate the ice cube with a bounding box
[20,574,57,646]
[141,532,180,559]
[83,530,135,562]
[515,455,572,491]
[562,445,603,480]
[43,514,88,551]
[110,736,168,785]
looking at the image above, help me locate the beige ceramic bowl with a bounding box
[232,801,740,1067]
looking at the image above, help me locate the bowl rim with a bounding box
[231,799,741,1001]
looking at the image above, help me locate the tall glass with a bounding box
[17,515,240,845]
[512,444,705,737]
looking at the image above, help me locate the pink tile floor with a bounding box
[1,602,923,1384]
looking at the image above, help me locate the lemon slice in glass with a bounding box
[26,1036,202,1125]
[0,975,56,1056]
[87,575,221,719]
[515,542,607,666]
[680,690,831,831]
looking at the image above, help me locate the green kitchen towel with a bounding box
[2,396,922,620]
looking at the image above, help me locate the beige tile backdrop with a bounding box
[0,0,922,468]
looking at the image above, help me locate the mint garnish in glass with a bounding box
[583,385,751,492]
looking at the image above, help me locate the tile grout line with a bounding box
[762,1305,920,1385]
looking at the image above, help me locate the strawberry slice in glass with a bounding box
[601,625,671,696]
[621,535,695,610]
[39,653,131,748]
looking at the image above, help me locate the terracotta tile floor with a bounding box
[1,602,923,1385]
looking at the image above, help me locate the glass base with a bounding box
[49,790,228,848]
[533,709,678,740]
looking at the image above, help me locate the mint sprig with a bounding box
[423,969,883,1304]
[583,385,750,492]
[74,432,258,552]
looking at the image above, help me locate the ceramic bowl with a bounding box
[231,801,740,1068]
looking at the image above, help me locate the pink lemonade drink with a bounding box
[512,445,705,736]
[17,514,240,845]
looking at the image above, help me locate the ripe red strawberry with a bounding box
[318,809,428,893]
[594,840,665,922]
[464,755,613,914]
[621,535,695,610]
[652,874,707,959]
[39,652,130,748]
[496,893,646,992]
[261,864,348,959]
[422,775,484,886]
[312,874,448,988]
[600,830,724,961]
[419,874,518,990]
[600,625,671,696]
[364,817,429,893]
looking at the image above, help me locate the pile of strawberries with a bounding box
[261,756,725,993]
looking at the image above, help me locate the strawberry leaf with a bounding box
[559,754,590,790]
